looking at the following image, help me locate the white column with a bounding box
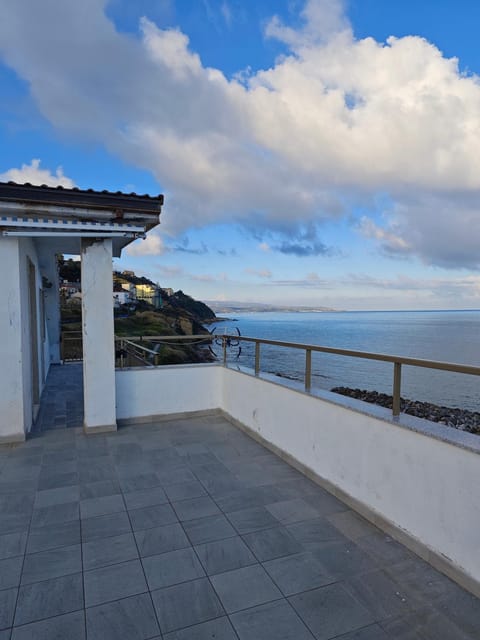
[81,238,117,433]
[0,237,26,442]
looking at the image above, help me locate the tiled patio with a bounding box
[1,386,479,638]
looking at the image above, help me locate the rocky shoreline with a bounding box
[331,387,480,435]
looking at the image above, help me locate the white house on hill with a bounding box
[0,182,163,443]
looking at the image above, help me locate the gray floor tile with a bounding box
[157,467,196,487]
[356,532,414,566]
[0,531,27,560]
[164,616,237,639]
[303,490,349,516]
[226,507,280,534]
[86,593,160,640]
[80,494,125,519]
[123,487,168,511]
[34,485,79,509]
[81,511,132,542]
[0,556,23,589]
[164,480,207,502]
[84,559,148,607]
[21,544,81,585]
[287,516,342,548]
[266,498,319,525]
[214,487,281,513]
[344,569,417,621]
[380,606,471,640]
[129,503,178,531]
[211,564,282,613]
[230,599,314,640]
[172,496,220,522]
[37,471,78,491]
[0,494,34,518]
[0,587,17,630]
[27,520,80,553]
[15,573,83,626]
[0,513,31,536]
[182,514,236,545]
[135,523,190,557]
[327,510,379,541]
[11,610,85,640]
[82,532,138,570]
[79,479,120,500]
[30,501,79,528]
[79,465,116,484]
[0,629,11,640]
[120,473,162,493]
[195,536,257,575]
[435,584,480,638]
[314,540,379,580]
[333,624,390,639]
[152,577,224,633]
[289,583,374,640]
[243,526,303,561]
[143,547,205,590]
[263,552,333,596]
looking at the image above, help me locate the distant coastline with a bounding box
[205,301,339,314]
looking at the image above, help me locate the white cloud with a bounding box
[0,159,75,188]
[2,0,480,267]
[244,268,272,278]
[126,232,165,256]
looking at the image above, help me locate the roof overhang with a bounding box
[0,182,163,257]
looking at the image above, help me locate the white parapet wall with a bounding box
[115,364,223,422]
[222,366,480,595]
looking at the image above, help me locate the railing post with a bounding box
[255,341,260,376]
[392,362,402,417]
[222,337,227,366]
[305,349,312,392]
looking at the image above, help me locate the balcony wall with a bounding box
[115,363,480,596]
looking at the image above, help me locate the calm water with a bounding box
[213,310,480,411]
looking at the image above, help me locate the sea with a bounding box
[211,310,480,412]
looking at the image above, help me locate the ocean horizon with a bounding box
[212,309,480,412]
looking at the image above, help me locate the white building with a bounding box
[0,181,162,442]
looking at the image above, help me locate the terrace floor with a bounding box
[1,392,479,638]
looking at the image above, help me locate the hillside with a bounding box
[59,259,218,364]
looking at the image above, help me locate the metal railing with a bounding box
[115,334,480,419]
[114,334,214,368]
[61,331,83,362]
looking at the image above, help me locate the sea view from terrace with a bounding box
[216,310,480,412]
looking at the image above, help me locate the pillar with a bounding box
[81,238,117,433]
[0,237,26,442]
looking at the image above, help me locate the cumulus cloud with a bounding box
[0,159,75,188]
[2,0,480,267]
[126,231,166,256]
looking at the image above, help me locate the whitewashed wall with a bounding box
[18,237,48,434]
[115,364,222,421]
[0,238,26,441]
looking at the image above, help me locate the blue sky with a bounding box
[1,0,480,310]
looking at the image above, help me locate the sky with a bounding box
[1,0,480,311]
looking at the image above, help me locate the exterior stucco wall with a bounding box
[0,238,25,440]
[115,364,222,421]
[0,237,48,440]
